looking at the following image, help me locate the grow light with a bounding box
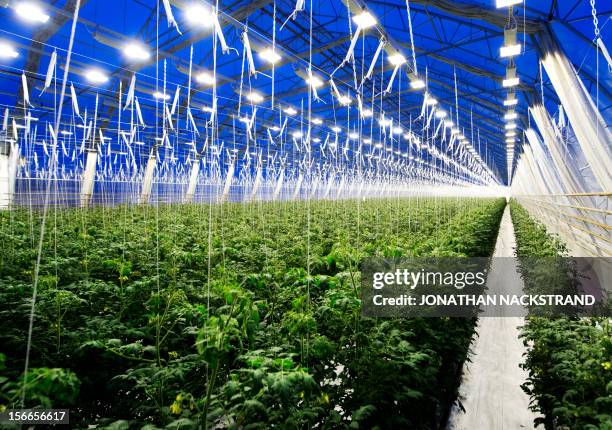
[388,53,406,66]
[338,95,352,105]
[292,131,303,138]
[502,77,519,88]
[196,72,215,85]
[496,0,522,8]
[312,118,323,125]
[15,2,49,23]
[0,42,18,59]
[379,117,392,127]
[60,130,73,136]
[374,143,383,149]
[312,137,321,143]
[424,95,437,106]
[85,69,109,84]
[504,98,518,107]
[349,132,359,139]
[506,131,516,137]
[284,107,297,116]
[331,126,341,133]
[392,126,403,135]
[410,78,425,90]
[153,91,170,100]
[500,43,521,58]
[361,108,373,117]
[306,75,324,88]
[202,105,215,113]
[435,110,447,119]
[363,138,372,144]
[353,11,376,29]
[246,91,264,103]
[505,123,517,130]
[185,4,215,27]
[259,48,281,64]
[403,133,411,140]
[504,112,518,121]
[269,126,280,131]
[123,42,151,61]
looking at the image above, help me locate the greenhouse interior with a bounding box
[0,0,610,428]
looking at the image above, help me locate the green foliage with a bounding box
[0,198,504,428]
[510,200,612,430]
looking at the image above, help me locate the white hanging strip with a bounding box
[242,30,257,76]
[70,83,81,117]
[279,116,288,135]
[21,73,32,107]
[384,64,401,94]
[329,78,342,100]
[165,105,175,130]
[213,8,236,55]
[364,39,385,83]
[405,0,418,74]
[308,68,321,101]
[280,0,305,30]
[187,108,200,135]
[337,23,365,72]
[170,85,180,115]
[40,50,57,95]
[134,97,146,127]
[124,74,136,110]
[596,38,612,71]
[162,0,182,35]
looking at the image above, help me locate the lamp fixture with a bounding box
[504,112,518,121]
[496,0,522,8]
[196,71,215,85]
[246,91,264,103]
[504,98,518,107]
[0,42,18,59]
[153,91,170,100]
[123,42,150,61]
[185,4,215,27]
[85,69,109,84]
[259,48,281,64]
[338,95,352,105]
[388,53,406,66]
[15,2,49,23]
[352,11,377,29]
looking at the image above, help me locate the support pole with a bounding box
[80,149,97,208]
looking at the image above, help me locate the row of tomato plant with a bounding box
[1,197,504,429]
[510,200,612,430]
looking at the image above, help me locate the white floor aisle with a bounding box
[447,205,540,430]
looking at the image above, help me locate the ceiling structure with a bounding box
[0,0,610,185]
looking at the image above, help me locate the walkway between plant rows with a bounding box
[447,205,540,429]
